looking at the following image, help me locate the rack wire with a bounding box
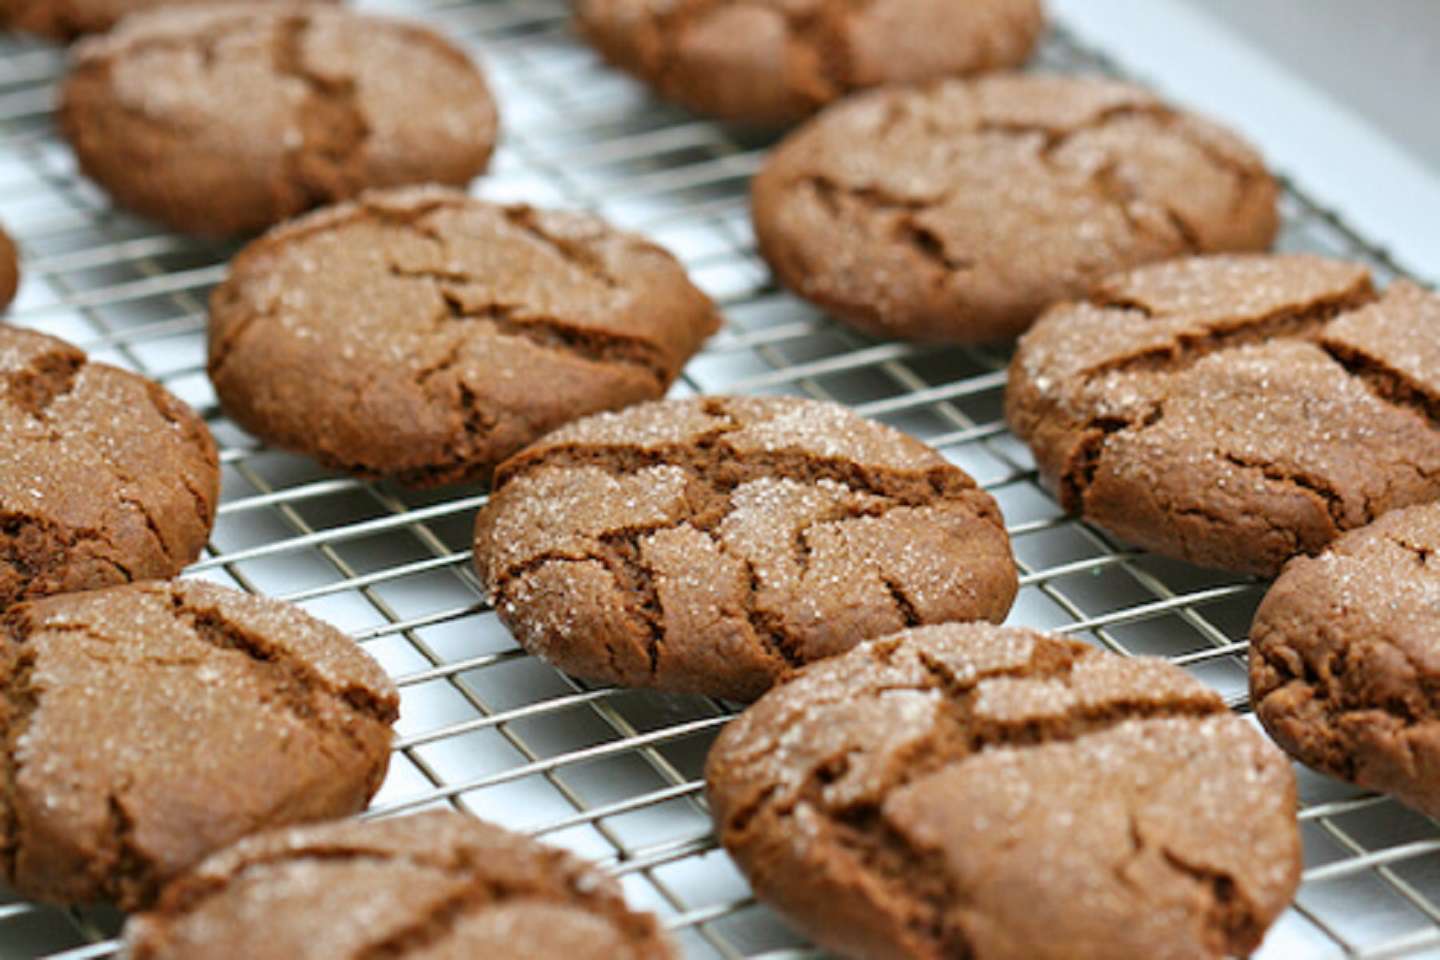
[0,0,1437,956]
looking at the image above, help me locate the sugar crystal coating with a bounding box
[0,580,397,908]
[123,811,676,960]
[0,326,218,610]
[707,623,1301,960]
[1252,502,1440,819]
[576,0,1045,125]
[753,73,1278,342]
[59,5,497,235]
[474,395,1018,700]
[1007,253,1440,575]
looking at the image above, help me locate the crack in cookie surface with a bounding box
[1008,255,1440,574]
[1251,502,1440,818]
[207,188,720,486]
[123,812,675,959]
[0,581,397,909]
[0,328,218,608]
[577,0,1043,124]
[59,7,495,235]
[707,624,1300,960]
[475,396,1017,700]
[754,75,1277,341]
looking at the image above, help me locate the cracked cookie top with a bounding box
[0,0,331,41]
[0,326,218,610]
[706,623,1301,960]
[1251,502,1440,820]
[1007,253,1440,575]
[575,0,1044,126]
[0,580,398,909]
[123,810,676,960]
[208,186,721,487]
[58,5,497,236]
[752,73,1278,342]
[473,395,1018,701]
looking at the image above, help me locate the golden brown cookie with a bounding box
[208,186,720,487]
[0,224,18,311]
[0,580,398,909]
[0,0,332,42]
[752,73,1278,342]
[59,5,497,236]
[707,623,1302,960]
[474,395,1018,701]
[123,811,677,960]
[575,0,1045,126]
[1252,502,1440,819]
[1007,253,1440,575]
[0,325,218,609]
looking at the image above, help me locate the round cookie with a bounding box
[474,395,1018,701]
[59,6,497,236]
[0,0,331,42]
[1007,253,1440,575]
[0,326,218,610]
[706,623,1301,960]
[1251,502,1440,819]
[575,0,1045,127]
[209,186,721,487]
[0,580,398,908]
[123,810,677,960]
[0,223,17,311]
[752,73,1278,342]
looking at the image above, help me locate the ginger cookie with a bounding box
[0,580,398,908]
[123,811,676,960]
[59,5,497,236]
[1007,253,1440,575]
[473,395,1018,701]
[707,623,1301,960]
[752,73,1278,342]
[208,186,720,487]
[0,223,18,311]
[0,326,218,610]
[0,0,331,42]
[576,0,1044,126]
[1252,502,1440,819]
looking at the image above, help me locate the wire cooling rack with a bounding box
[0,1,1438,957]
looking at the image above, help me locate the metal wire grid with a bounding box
[0,1,1437,957]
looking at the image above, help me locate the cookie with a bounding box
[59,6,497,236]
[0,224,17,311]
[706,623,1301,960]
[0,580,398,908]
[0,0,330,42]
[208,186,720,487]
[0,326,218,610]
[1251,502,1440,819]
[1007,253,1440,575]
[123,810,677,960]
[575,0,1044,126]
[752,73,1278,342]
[474,395,1017,701]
